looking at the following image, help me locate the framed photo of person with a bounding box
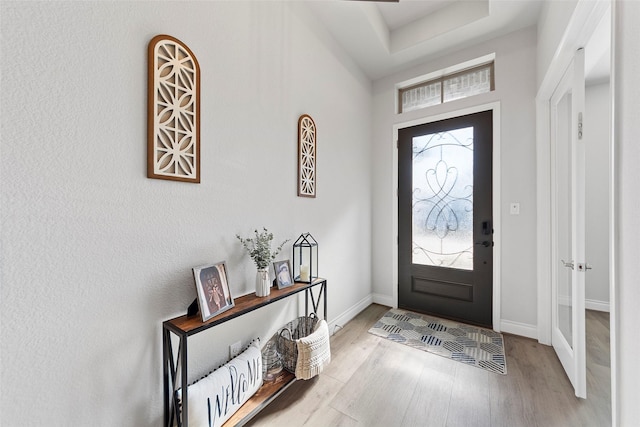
[193,261,234,322]
[273,260,293,289]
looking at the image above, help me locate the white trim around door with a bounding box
[536,0,614,421]
[535,0,610,347]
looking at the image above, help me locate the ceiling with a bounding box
[308,0,545,80]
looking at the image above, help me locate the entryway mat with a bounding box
[368,308,507,375]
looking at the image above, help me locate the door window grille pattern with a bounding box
[399,62,493,113]
[412,127,474,270]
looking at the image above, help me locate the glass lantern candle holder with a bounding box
[292,233,318,283]
[262,339,282,381]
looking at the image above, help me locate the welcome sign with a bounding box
[176,340,263,427]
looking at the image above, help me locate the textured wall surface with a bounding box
[614,1,640,423]
[0,2,372,425]
[371,27,539,331]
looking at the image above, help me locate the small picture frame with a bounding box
[273,260,294,289]
[193,261,234,322]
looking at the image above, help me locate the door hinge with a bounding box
[578,112,583,140]
[396,140,399,149]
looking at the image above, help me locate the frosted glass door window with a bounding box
[556,90,573,347]
[412,127,474,270]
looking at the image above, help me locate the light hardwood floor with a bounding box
[247,304,611,427]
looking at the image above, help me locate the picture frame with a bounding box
[273,260,294,289]
[193,261,234,322]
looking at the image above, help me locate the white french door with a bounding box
[550,48,587,399]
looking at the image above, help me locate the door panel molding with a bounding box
[412,278,473,301]
[392,101,501,330]
[549,48,587,398]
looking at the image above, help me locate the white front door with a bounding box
[550,48,587,399]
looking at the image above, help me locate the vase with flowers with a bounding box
[236,228,289,297]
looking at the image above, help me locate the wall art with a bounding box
[297,114,316,197]
[147,35,200,183]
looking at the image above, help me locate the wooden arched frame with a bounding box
[147,35,201,183]
[297,114,316,197]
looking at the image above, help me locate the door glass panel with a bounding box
[412,126,474,270]
[556,91,573,348]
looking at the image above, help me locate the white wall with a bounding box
[536,0,578,88]
[371,27,538,335]
[613,1,640,423]
[585,82,610,310]
[0,2,372,425]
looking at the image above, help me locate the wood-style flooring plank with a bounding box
[323,304,387,384]
[584,310,612,427]
[329,339,423,426]
[586,310,610,368]
[400,351,455,427]
[445,363,491,427]
[300,406,360,427]
[487,335,538,427]
[245,374,344,426]
[246,304,611,427]
[509,334,585,427]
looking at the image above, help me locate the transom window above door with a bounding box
[398,58,495,114]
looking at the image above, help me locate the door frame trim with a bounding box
[535,0,613,419]
[535,0,609,347]
[392,102,502,330]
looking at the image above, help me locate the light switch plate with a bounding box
[510,202,520,215]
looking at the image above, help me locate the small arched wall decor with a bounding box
[147,35,200,183]
[298,114,316,197]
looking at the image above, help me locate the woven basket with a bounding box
[277,314,319,373]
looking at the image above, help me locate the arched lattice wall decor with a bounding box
[147,35,200,183]
[297,114,316,197]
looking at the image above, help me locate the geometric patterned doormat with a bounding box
[368,308,507,375]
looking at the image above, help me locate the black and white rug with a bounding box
[369,308,507,375]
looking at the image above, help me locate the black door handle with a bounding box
[475,241,493,247]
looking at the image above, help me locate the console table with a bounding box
[163,278,327,427]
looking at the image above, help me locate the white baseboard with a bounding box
[500,319,538,340]
[372,293,394,308]
[329,294,373,335]
[586,299,610,312]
